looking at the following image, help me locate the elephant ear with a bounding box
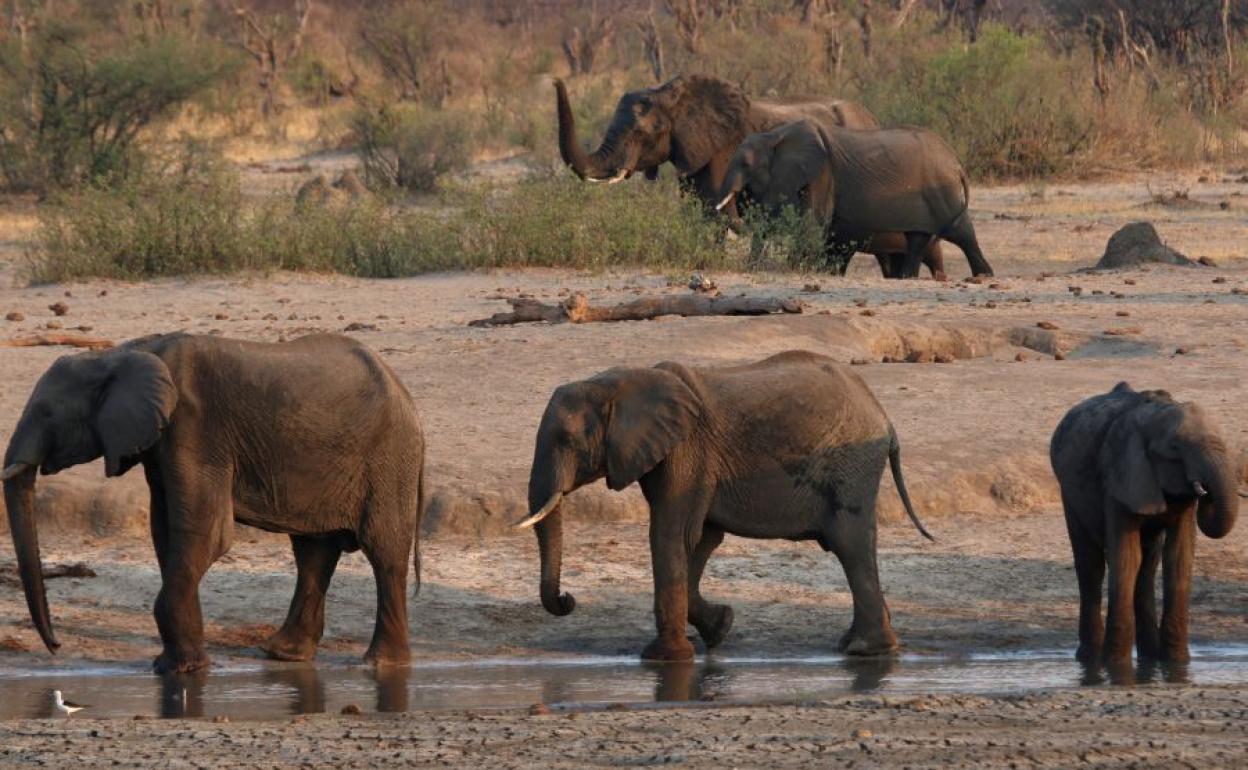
[95,351,178,477]
[1101,412,1166,515]
[765,121,830,209]
[664,75,750,175]
[603,368,701,491]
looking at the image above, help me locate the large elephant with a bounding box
[2,333,424,673]
[517,351,932,662]
[1050,382,1238,666]
[717,119,994,278]
[554,75,943,275]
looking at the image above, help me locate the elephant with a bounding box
[1050,382,1239,666]
[516,350,933,662]
[2,332,425,673]
[716,119,994,278]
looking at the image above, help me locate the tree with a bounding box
[223,0,312,118]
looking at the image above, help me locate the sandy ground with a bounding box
[0,168,1247,764]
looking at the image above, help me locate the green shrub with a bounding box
[0,28,238,193]
[352,102,475,193]
[740,205,831,273]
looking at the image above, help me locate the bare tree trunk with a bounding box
[1223,0,1234,79]
[227,0,313,119]
[469,293,803,327]
[638,9,664,82]
[859,0,873,61]
[893,0,920,29]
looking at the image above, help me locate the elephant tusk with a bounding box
[0,462,30,481]
[514,492,564,529]
[605,168,630,185]
[1192,480,1208,497]
[715,193,736,211]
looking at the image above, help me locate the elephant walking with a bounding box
[518,351,932,662]
[2,333,425,673]
[1050,383,1238,665]
[718,120,994,278]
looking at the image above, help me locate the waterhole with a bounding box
[2,644,1246,720]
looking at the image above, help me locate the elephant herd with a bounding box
[0,75,1238,679]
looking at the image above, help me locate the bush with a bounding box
[863,24,1092,179]
[28,163,735,282]
[740,204,831,273]
[352,102,475,193]
[0,28,238,193]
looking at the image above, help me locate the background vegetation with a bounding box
[3,1,1246,279]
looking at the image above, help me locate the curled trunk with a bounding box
[4,468,59,651]
[1194,451,1238,539]
[554,79,626,181]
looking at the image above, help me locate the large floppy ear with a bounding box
[94,350,178,477]
[603,368,701,491]
[664,75,750,174]
[1101,411,1166,515]
[765,121,830,208]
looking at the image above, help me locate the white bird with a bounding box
[53,690,88,716]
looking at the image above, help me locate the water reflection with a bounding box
[159,671,207,718]
[1079,657,1191,687]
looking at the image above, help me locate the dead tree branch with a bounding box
[469,292,803,327]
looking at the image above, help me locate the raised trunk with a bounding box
[554,78,623,181]
[529,466,576,616]
[1194,451,1238,539]
[4,468,59,652]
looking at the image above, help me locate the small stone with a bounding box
[1213,277,1228,284]
[48,301,69,316]
[98,290,108,297]
[964,276,986,284]
[5,311,23,322]
[1123,278,1137,285]
[76,324,93,331]
[343,322,379,332]
[1231,287,1247,295]
[212,715,229,723]
[859,309,875,317]
[1036,321,1059,330]
[1220,201,1230,210]
[45,320,62,330]
[802,283,821,293]
[852,729,873,739]
[1116,311,1130,317]
[1199,256,1219,267]
[983,301,997,309]
[1091,289,1104,295]
[340,704,362,715]
[529,703,552,715]
[1014,352,1027,362]
[213,313,229,320]
[850,358,870,366]
[1053,352,1066,361]
[1175,347,1189,355]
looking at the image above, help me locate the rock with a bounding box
[934,353,955,364]
[45,320,62,330]
[1036,321,1059,330]
[5,311,23,322]
[213,313,229,320]
[344,322,379,332]
[1053,351,1066,361]
[1175,347,1189,355]
[802,283,821,293]
[1116,311,1130,317]
[859,309,875,317]
[1213,277,1227,284]
[1093,222,1192,270]
[529,703,552,716]
[48,301,69,316]
[687,274,717,293]
[213,715,229,723]
[852,729,873,739]
[340,704,362,715]
[1199,256,1219,266]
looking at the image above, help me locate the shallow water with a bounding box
[2,644,1247,720]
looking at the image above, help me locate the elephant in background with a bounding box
[517,351,933,662]
[2,333,425,673]
[717,119,994,278]
[554,75,877,215]
[1050,382,1238,666]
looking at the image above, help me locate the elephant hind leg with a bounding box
[822,498,897,656]
[1134,529,1163,660]
[941,213,994,277]
[1066,511,1106,663]
[264,535,342,662]
[359,500,416,666]
[900,233,934,279]
[688,525,733,649]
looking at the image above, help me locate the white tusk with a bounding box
[514,492,564,529]
[715,193,736,211]
[1192,480,1208,497]
[605,168,630,185]
[1,462,31,481]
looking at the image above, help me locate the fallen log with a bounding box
[469,292,803,327]
[0,333,114,350]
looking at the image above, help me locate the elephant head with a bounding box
[516,368,701,616]
[716,120,831,220]
[1101,388,1238,538]
[3,347,177,652]
[555,75,750,183]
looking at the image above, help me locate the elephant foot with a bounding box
[838,625,899,657]
[262,629,319,663]
[1074,643,1101,664]
[153,650,211,675]
[1160,644,1191,665]
[364,641,412,667]
[640,635,695,663]
[693,605,734,649]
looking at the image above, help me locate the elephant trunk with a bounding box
[1191,449,1238,539]
[527,461,576,617]
[4,465,59,652]
[716,168,746,212]
[555,79,630,183]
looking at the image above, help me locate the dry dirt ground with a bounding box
[0,170,1246,765]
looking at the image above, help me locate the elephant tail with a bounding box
[889,428,934,541]
[413,458,425,597]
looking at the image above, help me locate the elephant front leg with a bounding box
[687,526,733,649]
[1134,531,1163,660]
[264,535,342,662]
[1103,510,1143,663]
[642,511,696,662]
[1065,512,1106,663]
[1160,510,1196,663]
[152,534,216,674]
